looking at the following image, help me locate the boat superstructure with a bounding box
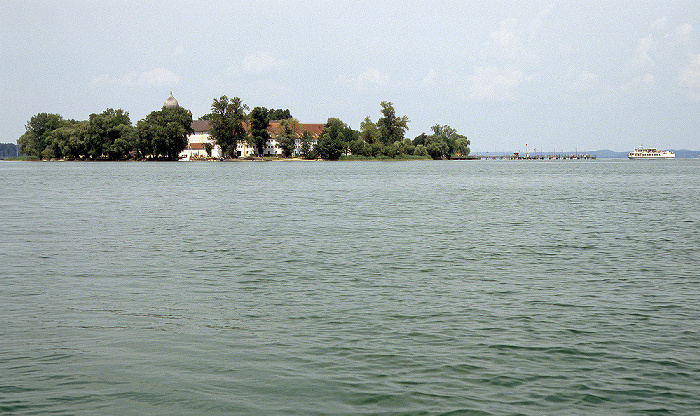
[628,146,675,159]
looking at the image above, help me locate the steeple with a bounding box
[164,91,179,108]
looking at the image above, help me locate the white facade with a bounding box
[179,120,221,160]
[179,120,324,160]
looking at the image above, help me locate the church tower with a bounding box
[163,91,179,108]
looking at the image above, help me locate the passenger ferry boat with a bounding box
[628,146,675,159]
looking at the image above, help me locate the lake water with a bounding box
[1,159,698,415]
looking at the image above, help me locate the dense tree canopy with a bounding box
[0,143,20,158]
[136,106,193,160]
[422,124,470,159]
[299,130,314,159]
[17,110,136,160]
[85,109,135,160]
[18,113,65,159]
[248,107,270,156]
[17,97,471,161]
[209,96,248,158]
[377,101,410,145]
[276,118,299,158]
[316,118,355,160]
[267,108,292,120]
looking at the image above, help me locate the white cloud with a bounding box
[90,68,179,87]
[337,67,389,90]
[468,66,524,101]
[173,44,185,57]
[490,18,519,51]
[636,34,655,67]
[138,68,179,86]
[623,72,656,91]
[242,52,284,74]
[420,69,438,89]
[679,54,700,100]
[358,68,388,87]
[652,17,668,29]
[675,23,693,44]
[572,71,600,90]
[487,18,534,62]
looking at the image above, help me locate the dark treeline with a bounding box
[0,143,19,159]
[205,97,470,160]
[16,97,469,161]
[316,101,470,160]
[17,107,192,161]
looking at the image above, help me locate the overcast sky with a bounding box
[2,0,698,152]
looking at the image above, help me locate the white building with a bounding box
[163,92,324,160]
[179,119,324,160]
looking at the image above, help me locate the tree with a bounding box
[276,118,299,157]
[414,144,428,157]
[209,96,248,158]
[360,116,380,144]
[413,133,428,147]
[267,108,292,120]
[17,113,64,159]
[248,107,270,156]
[349,137,370,156]
[0,143,20,159]
[85,109,135,160]
[377,101,409,145]
[424,135,449,159]
[316,118,349,160]
[422,124,469,159]
[136,106,193,160]
[454,137,470,156]
[299,130,314,159]
[61,121,89,159]
[402,138,415,155]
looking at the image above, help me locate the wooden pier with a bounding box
[475,152,596,160]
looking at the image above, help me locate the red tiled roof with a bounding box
[192,120,324,138]
[186,142,207,150]
[191,120,211,132]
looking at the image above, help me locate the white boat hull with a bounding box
[628,146,675,159]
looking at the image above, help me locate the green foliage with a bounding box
[454,137,470,156]
[413,133,428,147]
[18,111,133,160]
[136,106,193,160]
[377,101,409,145]
[340,153,431,161]
[299,130,314,159]
[422,124,470,159]
[209,96,248,158]
[50,120,88,159]
[16,98,472,162]
[425,135,449,159]
[360,116,380,144]
[85,109,135,160]
[248,107,270,156]
[18,113,64,159]
[276,118,298,157]
[352,103,414,159]
[348,138,371,157]
[267,108,292,120]
[316,118,351,160]
[402,138,415,155]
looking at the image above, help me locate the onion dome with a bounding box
[164,91,179,108]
